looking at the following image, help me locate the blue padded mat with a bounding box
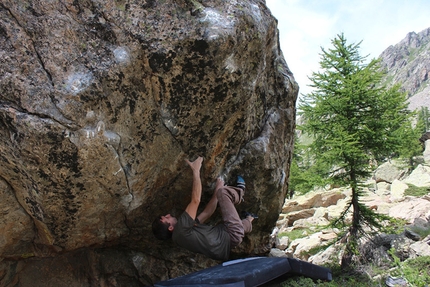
[154,257,332,287]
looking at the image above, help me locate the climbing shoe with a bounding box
[236,175,245,190]
[241,211,258,219]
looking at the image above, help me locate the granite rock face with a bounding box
[0,0,298,285]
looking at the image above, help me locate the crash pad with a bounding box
[154,257,332,286]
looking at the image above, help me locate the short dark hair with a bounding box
[152,216,173,240]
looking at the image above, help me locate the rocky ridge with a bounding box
[379,27,430,110]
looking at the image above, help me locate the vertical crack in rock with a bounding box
[95,122,132,202]
[158,103,186,153]
[105,141,134,209]
[123,213,132,233]
[0,4,46,84]
[1,3,76,128]
[279,68,296,92]
[33,46,54,87]
[0,3,22,28]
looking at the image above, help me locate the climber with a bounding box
[152,156,257,261]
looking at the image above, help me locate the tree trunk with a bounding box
[341,174,360,269]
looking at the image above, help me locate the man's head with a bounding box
[152,214,177,240]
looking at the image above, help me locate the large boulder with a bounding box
[288,230,337,261]
[0,0,298,285]
[403,164,430,187]
[373,161,408,183]
[390,179,408,200]
[282,189,346,213]
[388,197,430,223]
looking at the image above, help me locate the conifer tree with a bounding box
[299,33,413,268]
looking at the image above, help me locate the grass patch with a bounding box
[401,256,430,286]
[278,227,318,241]
[404,184,430,197]
[389,249,430,287]
[302,241,336,258]
[281,264,383,286]
[280,257,430,286]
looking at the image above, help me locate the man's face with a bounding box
[160,214,177,228]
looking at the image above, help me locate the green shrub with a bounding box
[382,218,408,235]
[404,184,430,197]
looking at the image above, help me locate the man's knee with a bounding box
[216,186,240,204]
[216,186,230,201]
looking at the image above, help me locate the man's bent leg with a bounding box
[216,186,252,247]
[197,178,225,224]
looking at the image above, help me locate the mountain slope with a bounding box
[379,27,430,110]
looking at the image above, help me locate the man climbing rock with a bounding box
[152,156,256,261]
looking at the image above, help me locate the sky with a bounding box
[265,0,430,96]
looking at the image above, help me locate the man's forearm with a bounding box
[184,156,204,219]
[190,170,202,204]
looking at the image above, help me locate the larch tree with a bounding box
[299,33,414,268]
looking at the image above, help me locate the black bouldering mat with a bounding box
[287,258,332,281]
[154,257,332,287]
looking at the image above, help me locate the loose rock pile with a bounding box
[271,159,430,266]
